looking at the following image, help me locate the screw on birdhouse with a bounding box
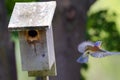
[25,29,44,55]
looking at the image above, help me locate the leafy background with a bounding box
[82,0,120,80]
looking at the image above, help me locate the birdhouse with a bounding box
[8,1,57,76]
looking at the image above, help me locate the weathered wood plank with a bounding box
[8,1,56,30]
[28,63,57,76]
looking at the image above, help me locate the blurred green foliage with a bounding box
[87,10,120,51]
[82,1,120,80]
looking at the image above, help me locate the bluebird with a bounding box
[77,41,120,63]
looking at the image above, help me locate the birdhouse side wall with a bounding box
[46,26,56,69]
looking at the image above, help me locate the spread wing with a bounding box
[77,54,89,63]
[90,51,120,58]
[78,41,94,53]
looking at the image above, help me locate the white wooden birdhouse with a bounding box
[8,1,56,74]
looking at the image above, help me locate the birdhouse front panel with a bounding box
[19,29,50,71]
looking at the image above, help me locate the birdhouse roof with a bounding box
[8,1,56,31]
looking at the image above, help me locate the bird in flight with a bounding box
[77,41,120,63]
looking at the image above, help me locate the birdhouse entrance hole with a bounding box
[25,30,45,44]
[28,30,38,38]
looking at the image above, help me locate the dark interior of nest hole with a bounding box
[28,30,38,37]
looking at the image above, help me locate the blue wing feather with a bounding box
[77,54,89,63]
[78,41,94,53]
[94,41,102,47]
[91,51,120,58]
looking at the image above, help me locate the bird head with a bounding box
[78,41,102,53]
